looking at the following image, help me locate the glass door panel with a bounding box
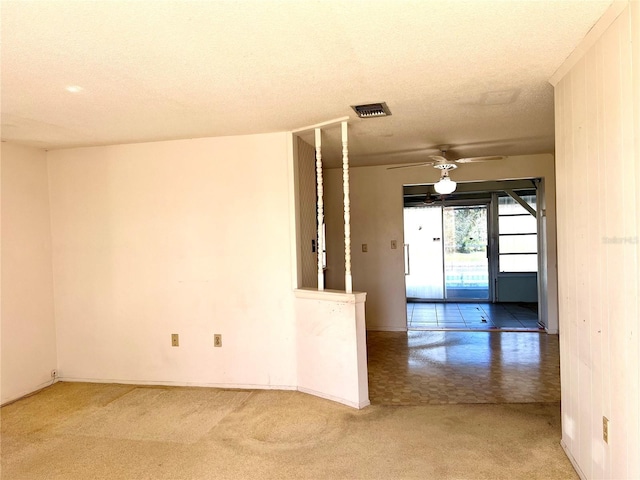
[404,206,444,300]
[443,205,489,300]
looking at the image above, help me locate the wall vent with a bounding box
[351,102,391,118]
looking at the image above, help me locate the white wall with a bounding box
[1,143,57,404]
[295,289,369,408]
[324,154,558,332]
[47,133,297,389]
[552,1,640,478]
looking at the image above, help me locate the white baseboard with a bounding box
[3,377,372,411]
[560,439,586,480]
[297,386,370,409]
[1,378,58,407]
[57,377,297,391]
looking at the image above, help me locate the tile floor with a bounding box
[367,330,560,405]
[407,302,541,331]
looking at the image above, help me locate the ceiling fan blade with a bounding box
[428,155,448,162]
[386,162,435,170]
[454,156,506,164]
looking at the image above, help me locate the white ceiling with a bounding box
[1,0,611,167]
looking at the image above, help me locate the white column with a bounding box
[315,128,324,290]
[342,121,353,293]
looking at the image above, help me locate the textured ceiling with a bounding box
[1,0,611,167]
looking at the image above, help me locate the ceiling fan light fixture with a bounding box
[434,172,457,194]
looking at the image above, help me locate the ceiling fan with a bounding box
[409,187,439,205]
[387,146,505,194]
[423,189,437,204]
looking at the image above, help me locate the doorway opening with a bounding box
[402,180,544,331]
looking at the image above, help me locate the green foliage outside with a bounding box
[444,207,487,254]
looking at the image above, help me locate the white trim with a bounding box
[291,116,350,133]
[1,378,59,406]
[560,440,587,480]
[294,288,366,303]
[549,1,628,86]
[55,377,298,391]
[297,386,370,409]
[2,378,374,411]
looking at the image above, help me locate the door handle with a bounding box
[404,243,410,275]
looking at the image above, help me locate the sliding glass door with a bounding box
[403,206,444,299]
[404,204,489,301]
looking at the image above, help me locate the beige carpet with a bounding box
[1,382,577,479]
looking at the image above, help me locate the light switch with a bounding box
[391,240,397,249]
[362,244,368,253]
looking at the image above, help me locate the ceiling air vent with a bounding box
[351,102,391,118]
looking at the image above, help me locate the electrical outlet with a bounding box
[391,240,397,249]
[171,334,179,347]
[51,369,58,378]
[214,334,222,347]
[603,416,609,443]
[362,244,368,253]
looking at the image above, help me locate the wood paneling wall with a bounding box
[296,137,318,289]
[553,2,639,478]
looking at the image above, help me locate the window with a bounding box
[498,194,537,272]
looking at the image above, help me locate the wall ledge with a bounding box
[294,288,366,304]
